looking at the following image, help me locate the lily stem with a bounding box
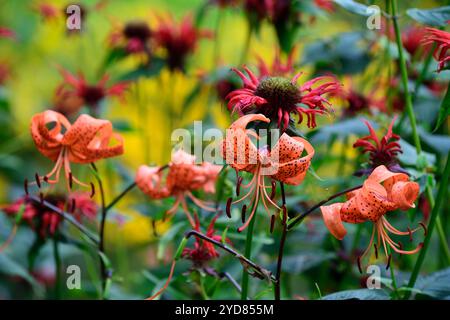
[404,155,450,299]
[91,163,109,297]
[274,182,287,300]
[287,185,363,231]
[240,201,258,300]
[185,230,275,283]
[105,182,137,212]
[391,0,422,154]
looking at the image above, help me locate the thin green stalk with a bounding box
[387,247,399,299]
[404,155,450,299]
[105,182,137,212]
[241,202,258,300]
[53,236,61,299]
[214,8,223,66]
[426,185,450,264]
[91,163,109,297]
[391,0,422,154]
[239,22,252,65]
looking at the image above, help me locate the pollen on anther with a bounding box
[241,204,247,224]
[35,173,41,188]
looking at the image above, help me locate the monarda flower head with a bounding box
[33,2,60,21]
[29,110,124,192]
[256,47,296,78]
[353,117,403,176]
[423,27,450,72]
[320,165,424,270]
[226,66,339,130]
[4,192,97,238]
[55,67,128,114]
[0,26,16,39]
[182,214,231,268]
[109,20,152,54]
[154,14,212,72]
[222,114,314,232]
[136,150,222,227]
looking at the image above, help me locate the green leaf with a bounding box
[117,58,165,81]
[111,119,135,132]
[333,0,373,16]
[398,139,436,167]
[407,6,450,27]
[100,48,128,72]
[157,222,186,260]
[0,254,44,296]
[274,251,335,274]
[415,267,450,299]
[322,288,390,300]
[433,83,450,132]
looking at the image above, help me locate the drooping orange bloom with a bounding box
[29,110,124,191]
[320,165,423,265]
[222,114,315,231]
[136,150,222,227]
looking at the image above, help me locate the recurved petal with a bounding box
[63,114,124,163]
[321,203,347,240]
[358,179,392,222]
[341,195,363,222]
[30,110,70,161]
[136,165,170,199]
[270,136,314,185]
[368,165,408,184]
[221,114,269,171]
[391,181,419,210]
[270,133,305,163]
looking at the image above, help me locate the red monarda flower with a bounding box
[34,2,60,21]
[353,118,403,175]
[243,0,270,22]
[154,14,212,71]
[257,48,296,78]
[321,165,423,267]
[182,214,231,267]
[136,150,222,227]
[56,67,128,111]
[314,0,335,12]
[226,66,339,130]
[222,114,315,231]
[402,26,431,58]
[4,192,97,238]
[109,20,152,54]
[29,110,124,191]
[0,27,15,39]
[423,27,450,72]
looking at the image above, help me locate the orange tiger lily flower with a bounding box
[29,110,124,191]
[320,165,423,266]
[136,150,222,227]
[222,114,314,232]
